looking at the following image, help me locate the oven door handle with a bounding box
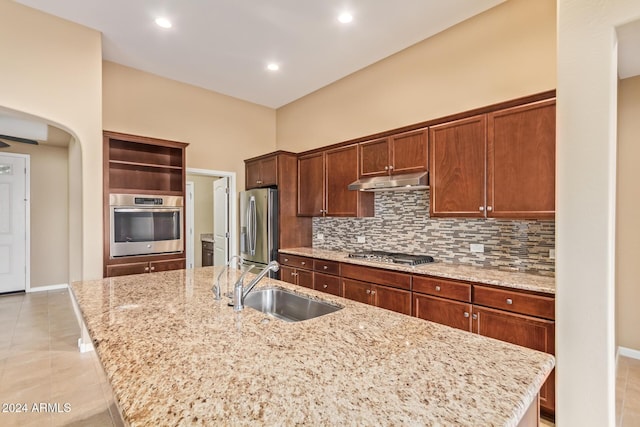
[113,208,180,213]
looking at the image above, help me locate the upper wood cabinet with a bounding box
[429,115,487,217]
[487,99,556,219]
[359,128,428,178]
[104,131,188,196]
[429,98,556,219]
[298,145,373,217]
[245,156,278,189]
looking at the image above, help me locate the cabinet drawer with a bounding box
[202,241,213,251]
[313,259,340,275]
[413,276,471,302]
[341,263,411,290]
[314,272,341,296]
[473,285,555,320]
[278,254,312,269]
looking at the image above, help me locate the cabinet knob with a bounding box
[366,289,371,294]
[479,206,485,212]
[144,266,150,272]
[257,180,262,184]
[506,298,513,305]
[389,165,394,171]
[384,166,389,170]
[323,265,328,270]
[284,258,289,262]
[300,261,306,266]
[323,284,328,289]
[464,312,470,318]
[472,314,478,320]
[371,290,376,295]
[487,206,493,212]
[435,286,441,292]
[150,266,155,271]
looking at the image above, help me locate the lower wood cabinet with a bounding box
[279,265,314,289]
[106,258,186,277]
[202,241,213,267]
[342,278,412,315]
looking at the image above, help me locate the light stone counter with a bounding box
[70,267,554,426]
[280,247,556,294]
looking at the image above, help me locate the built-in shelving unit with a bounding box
[103,131,189,277]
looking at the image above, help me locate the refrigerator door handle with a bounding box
[249,196,257,256]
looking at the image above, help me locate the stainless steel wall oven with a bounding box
[109,194,183,257]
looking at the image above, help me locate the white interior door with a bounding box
[0,154,28,293]
[213,177,229,266]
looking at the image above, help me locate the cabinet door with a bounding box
[487,99,555,219]
[472,306,555,414]
[372,284,411,315]
[259,156,278,187]
[245,159,262,189]
[359,138,390,177]
[325,145,373,217]
[106,262,150,277]
[413,294,472,331]
[342,278,372,305]
[390,129,428,175]
[297,152,325,216]
[296,269,314,289]
[150,258,185,273]
[279,266,297,285]
[429,115,487,217]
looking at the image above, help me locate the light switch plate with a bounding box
[357,236,366,243]
[549,249,556,259]
[470,243,484,253]
[317,233,324,241]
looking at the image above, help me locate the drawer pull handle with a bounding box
[464,312,470,318]
[506,298,513,305]
[435,286,441,292]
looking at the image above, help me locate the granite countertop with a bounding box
[70,267,554,426]
[200,233,214,243]
[279,247,556,294]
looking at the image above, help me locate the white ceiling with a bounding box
[15,0,506,108]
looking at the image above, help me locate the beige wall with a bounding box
[1,144,69,287]
[0,1,103,281]
[557,0,640,425]
[276,0,556,152]
[102,62,276,193]
[617,75,640,351]
[187,173,219,267]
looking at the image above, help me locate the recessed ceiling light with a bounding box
[155,17,172,29]
[267,63,280,71]
[338,12,353,24]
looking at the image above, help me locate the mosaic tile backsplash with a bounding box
[312,190,555,276]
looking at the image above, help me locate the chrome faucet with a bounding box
[212,255,244,300]
[233,261,280,311]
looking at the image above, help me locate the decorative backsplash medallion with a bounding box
[312,190,555,276]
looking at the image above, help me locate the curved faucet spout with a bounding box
[233,261,280,311]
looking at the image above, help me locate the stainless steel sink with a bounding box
[243,287,343,322]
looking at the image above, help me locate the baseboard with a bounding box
[28,283,69,293]
[617,346,640,361]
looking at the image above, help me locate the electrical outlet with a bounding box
[549,249,556,259]
[357,236,366,244]
[470,243,484,253]
[317,233,324,241]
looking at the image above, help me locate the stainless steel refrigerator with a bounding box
[240,188,278,272]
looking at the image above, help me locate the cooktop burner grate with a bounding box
[348,251,434,266]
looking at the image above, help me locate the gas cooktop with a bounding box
[347,251,435,266]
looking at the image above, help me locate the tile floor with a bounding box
[0,289,121,427]
[0,288,638,426]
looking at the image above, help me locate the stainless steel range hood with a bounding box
[347,171,429,192]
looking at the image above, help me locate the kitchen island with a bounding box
[70,267,554,426]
